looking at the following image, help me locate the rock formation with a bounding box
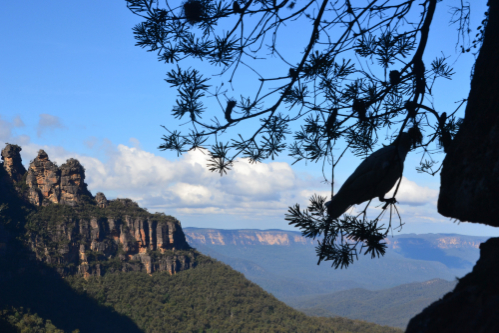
[60,158,92,205]
[1,144,26,183]
[26,150,91,206]
[95,192,108,208]
[0,143,197,278]
[438,1,499,226]
[26,150,60,205]
[28,202,193,278]
[407,2,499,331]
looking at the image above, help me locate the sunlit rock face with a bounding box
[26,150,61,205]
[28,203,193,278]
[1,144,26,183]
[184,229,317,246]
[26,150,91,206]
[60,158,92,205]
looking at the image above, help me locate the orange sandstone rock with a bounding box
[26,150,91,206]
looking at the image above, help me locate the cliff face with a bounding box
[385,235,484,250]
[0,144,195,278]
[28,198,193,278]
[184,228,485,251]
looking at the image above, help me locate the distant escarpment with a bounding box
[0,143,195,278]
[184,228,318,246]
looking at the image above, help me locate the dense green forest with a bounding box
[0,308,70,333]
[0,253,403,333]
[65,255,403,333]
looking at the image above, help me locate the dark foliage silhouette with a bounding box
[126,0,487,268]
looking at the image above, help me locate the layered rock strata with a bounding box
[27,202,193,278]
[29,206,192,278]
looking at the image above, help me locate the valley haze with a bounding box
[184,227,488,328]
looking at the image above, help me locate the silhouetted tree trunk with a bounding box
[407,1,499,332]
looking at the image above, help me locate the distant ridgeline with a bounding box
[0,143,194,278]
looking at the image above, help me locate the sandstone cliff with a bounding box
[184,228,485,253]
[1,144,26,183]
[26,149,93,206]
[0,144,196,278]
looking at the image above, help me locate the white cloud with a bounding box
[386,176,439,206]
[36,114,65,137]
[6,137,451,231]
[25,140,315,221]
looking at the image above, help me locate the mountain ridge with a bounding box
[184,227,486,249]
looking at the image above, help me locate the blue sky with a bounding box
[2,1,497,236]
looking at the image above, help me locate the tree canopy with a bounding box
[125,0,488,268]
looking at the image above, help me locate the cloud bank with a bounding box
[1,114,445,230]
[54,140,440,225]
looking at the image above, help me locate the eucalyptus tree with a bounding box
[126,0,487,268]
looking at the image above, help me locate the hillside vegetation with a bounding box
[184,228,476,328]
[65,255,403,333]
[288,279,457,329]
[0,308,70,333]
[0,251,403,333]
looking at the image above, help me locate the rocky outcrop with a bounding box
[95,192,108,208]
[27,199,193,278]
[59,158,92,205]
[406,237,499,333]
[0,143,197,278]
[1,144,26,183]
[26,150,91,206]
[26,150,60,205]
[438,1,499,226]
[407,3,499,331]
